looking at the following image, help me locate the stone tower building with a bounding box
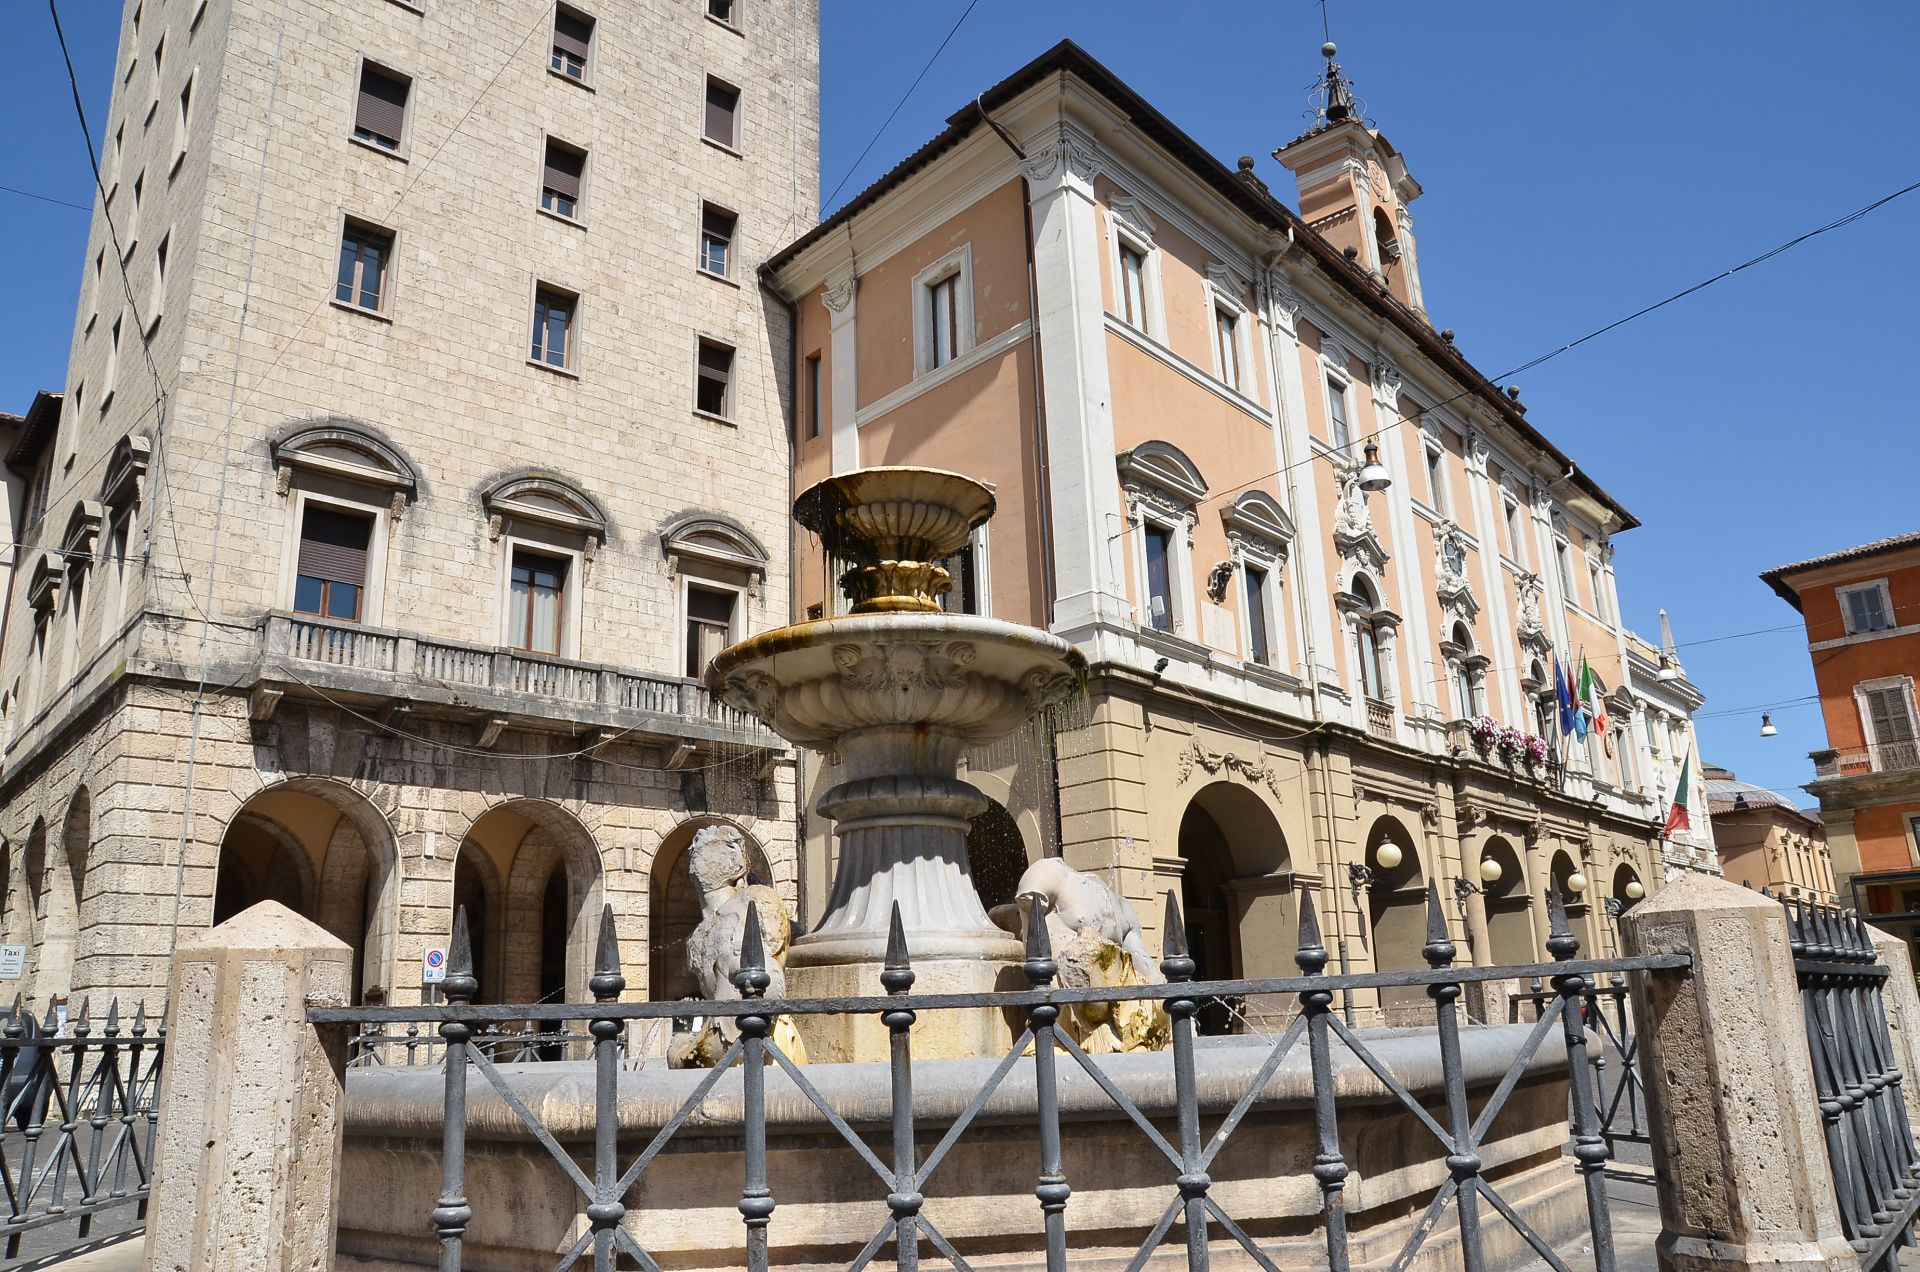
[0,0,818,1015]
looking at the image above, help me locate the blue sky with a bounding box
[3,2,1916,807]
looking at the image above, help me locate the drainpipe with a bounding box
[765,278,808,926]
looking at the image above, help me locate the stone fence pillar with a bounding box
[143,901,352,1272]
[1619,871,1859,1271]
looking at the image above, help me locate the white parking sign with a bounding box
[422,947,448,984]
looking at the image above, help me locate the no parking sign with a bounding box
[422,946,448,984]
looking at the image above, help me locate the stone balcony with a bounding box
[253,611,778,752]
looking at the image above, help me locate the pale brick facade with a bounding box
[0,0,818,1013]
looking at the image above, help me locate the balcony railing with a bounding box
[1365,696,1395,740]
[1812,740,1920,779]
[262,612,774,746]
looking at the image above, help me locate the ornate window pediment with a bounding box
[271,418,418,504]
[661,512,768,579]
[1118,441,1208,518]
[1222,491,1293,564]
[99,434,151,509]
[484,472,607,539]
[1432,518,1478,625]
[61,501,104,564]
[26,553,63,613]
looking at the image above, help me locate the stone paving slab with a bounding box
[3,1231,142,1272]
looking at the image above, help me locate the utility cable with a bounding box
[0,182,90,213]
[818,0,981,214]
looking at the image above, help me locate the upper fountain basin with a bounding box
[704,613,1086,750]
[793,468,996,615]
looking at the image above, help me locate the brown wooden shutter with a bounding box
[357,66,409,140]
[297,508,372,586]
[552,10,592,59]
[544,143,584,198]
[704,80,737,145]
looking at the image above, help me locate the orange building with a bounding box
[1703,765,1835,902]
[1763,532,1920,950]
[762,42,1710,1016]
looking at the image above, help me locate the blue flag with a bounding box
[1554,656,1577,736]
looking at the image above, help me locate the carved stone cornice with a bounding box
[1018,123,1102,192]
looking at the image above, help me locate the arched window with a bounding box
[271,419,420,628]
[483,472,609,659]
[1373,207,1401,263]
[1526,659,1554,738]
[1452,624,1479,717]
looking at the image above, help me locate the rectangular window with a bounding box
[1866,686,1919,769]
[1144,523,1173,633]
[109,125,124,195]
[89,250,104,328]
[699,204,736,278]
[1557,541,1577,598]
[1244,563,1271,666]
[125,172,143,258]
[1118,243,1147,331]
[335,222,392,312]
[695,339,734,417]
[354,63,410,151]
[550,7,593,80]
[685,586,736,678]
[1841,582,1893,635]
[1503,498,1527,566]
[530,286,575,368]
[148,233,168,330]
[105,316,122,404]
[1590,561,1610,622]
[1425,446,1448,514]
[508,549,568,655]
[703,77,739,148]
[293,505,373,622]
[1325,375,1350,451]
[172,74,193,169]
[540,138,586,219]
[706,0,736,23]
[928,275,959,369]
[805,352,823,440]
[1214,307,1240,391]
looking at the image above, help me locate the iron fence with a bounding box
[0,997,165,1260]
[1517,974,1649,1155]
[314,883,1688,1272]
[348,1021,606,1067]
[1786,900,1920,1269]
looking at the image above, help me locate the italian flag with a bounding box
[1663,755,1691,837]
[1579,652,1609,734]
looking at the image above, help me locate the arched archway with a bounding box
[1477,836,1534,965]
[212,779,399,1004]
[649,817,774,1003]
[966,800,1030,914]
[1364,816,1427,1018]
[470,800,603,1008]
[29,792,91,1009]
[1177,781,1293,1034]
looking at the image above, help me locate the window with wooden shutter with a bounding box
[706,0,736,25]
[696,339,734,417]
[354,63,410,151]
[508,549,568,655]
[531,286,575,368]
[703,78,739,148]
[1842,583,1892,634]
[294,506,374,622]
[550,8,593,80]
[685,586,736,678]
[699,204,736,277]
[541,139,585,219]
[335,221,393,312]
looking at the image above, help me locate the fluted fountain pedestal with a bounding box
[707,470,1085,1061]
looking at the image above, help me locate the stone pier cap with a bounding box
[345,1023,1565,1142]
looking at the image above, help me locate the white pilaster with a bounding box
[1020,123,1129,641]
[1462,429,1521,722]
[825,270,859,475]
[1264,273,1339,688]
[1371,358,1435,724]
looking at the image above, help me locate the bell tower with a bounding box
[1275,43,1429,320]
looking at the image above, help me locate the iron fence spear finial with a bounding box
[1159,891,1194,983]
[589,904,625,1002]
[1421,881,1456,969]
[881,900,914,994]
[1296,886,1329,976]
[734,901,771,999]
[444,905,478,1005]
[1546,887,1578,960]
[1022,895,1056,990]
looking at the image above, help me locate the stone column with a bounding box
[1867,924,1920,1132]
[143,901,352,1272]
[1619,872,1860,1271]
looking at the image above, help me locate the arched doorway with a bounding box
[1478,836,1535,966]
[474,800,604,1008]
[648,818,773,1003]
[1177,781,1292,1035]
[965,800,1029,914]
[211,781,398,1003]
[1364,816,1427,1020]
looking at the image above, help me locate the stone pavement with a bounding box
[6,1231,142,1272]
